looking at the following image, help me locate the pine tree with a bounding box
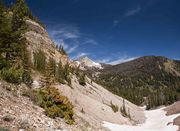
[11,0,32,31]
[49,58,56,77]
[0,0,21,65]
[58,45,67,55]
[120,99,128,117]
[58,45,62,52]
[64,63,70,78]
[0,0,6,56]
[0,0,5,12]
[12,0,25,31]
[56,44,59,49]
[44,58,56,87]
[61,46,67,55]
[78,73,86,86]
[34,50,46,73]
[22,44,32,86]
[56,61,65,84]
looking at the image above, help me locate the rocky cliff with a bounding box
[25,19,72,66]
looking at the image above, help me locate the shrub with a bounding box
[120,106,128,117]
[110,101,118,113]
[80,108,85,114]
[3,115,14,122]
[0,67,23,84]
[0,58,10,70]
[78,73,86,86]
[33,87,74,125]
[56,62,72,85]
[120,99,128,117]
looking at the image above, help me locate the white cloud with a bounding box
[84,39,98,45]
[94,52,138,65]
[67,45,78,54]
[96,58,111,63]
[48,24,80,54]
[49,24,80,41]
[72,52,90,60]
[108,57,138,65]
[124,5,142,17]
[48,23,98,55]
[77,52,89,58]
[63,32,79,39]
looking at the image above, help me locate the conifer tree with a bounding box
[11,0,33,31]
[0,0,21,64]
[34,50,46,73]
[56,61,65,84]
[56,44,59,49]
[120,99,128,117]
[64,63,70,78]
[78,73,86,86]
[0,0,5,11]
[22,44,32,86]
[43,58,56,87]
[58,45,67,55]
[0,0,6,52]
[61,46,67,55]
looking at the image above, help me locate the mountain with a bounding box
[0,1,146,130]
[75,56,103,69]
[94,56,180,108]
[100,56,180,76]
[1,1,179,130]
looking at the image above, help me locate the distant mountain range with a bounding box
[82,56,180,108]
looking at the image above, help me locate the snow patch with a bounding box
[103,107,180,131]
[76,56,103,69]
[88,61,102,68]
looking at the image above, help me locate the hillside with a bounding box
[95,56,180,108]
[0,1,146,130]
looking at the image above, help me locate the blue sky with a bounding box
[6,0,180,64]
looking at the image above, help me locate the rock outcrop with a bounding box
[25,19,71,66]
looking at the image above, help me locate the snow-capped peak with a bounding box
[75,56,102,69]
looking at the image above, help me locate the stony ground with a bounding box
[164,101,180,131]
[0,81,106,131]
[0,75,146,131]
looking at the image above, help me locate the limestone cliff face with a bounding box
[24,19,72,66]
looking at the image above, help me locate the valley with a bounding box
[0,0,180,131]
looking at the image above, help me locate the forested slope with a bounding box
[95,56,180,109]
